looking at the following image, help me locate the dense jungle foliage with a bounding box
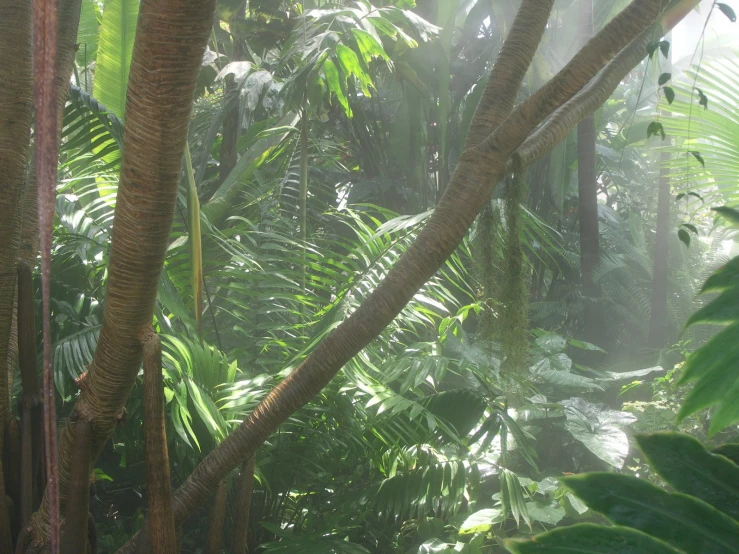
[1,0,739,553]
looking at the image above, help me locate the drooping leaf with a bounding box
[184,142,203,338]
[647,121,666,140]
[658,72,671,86]
[717,3,737,22]
[696,88,709,109]
[713,206,739,227]
[690,151,705,167]
[663,86,675,104]
[681,223,698,234]
[459,508,504,535]
[561,473,739,554]
[678,228,690,247]
[94,0,139,119]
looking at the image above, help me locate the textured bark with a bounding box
[29,0,217,544]
[231,456,255,554]
[141,331,176,554]
[113,3,670,543]
[3,417,21,534]
[59,420,92,554]
[0,0,34,547]
[576,0,602,346]
[206,481,228,554]
[0,0,34,445]
[464,0,555,149]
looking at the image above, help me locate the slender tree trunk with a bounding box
[231,456,255,554]
[206,481,228,554]
[141,331,176,554]
[28,0,217,544]
[0,0,34,548]
[576,0,602,348]
[648,43,673,351]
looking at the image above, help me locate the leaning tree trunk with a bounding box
[116,4,679,551]
[576,0,602,350]
[26,0,217,546]
[0,0,34,549]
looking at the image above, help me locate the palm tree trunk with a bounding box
[576,0,602,348]
[231,456,255,554]
[0,0,34,548]
[27,0,217,544]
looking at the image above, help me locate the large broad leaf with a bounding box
[562,473,739,554]
[94,0,139,120]
[505,523,682,554]
[459,508,504,535]
[561,397,636,468]
[636,433,739,521]
[76,0,101,70]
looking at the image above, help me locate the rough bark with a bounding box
[231,456,255,554]
[0,0,34,548]
[29,0,217,544]
[0,0,34,446]
[514,0,701,168]
[576,0,602,347]
[465,0,555,149]
[141,330,176,554]
[206,481,228,554]
[113,4,670,547]
[59,420,92,554]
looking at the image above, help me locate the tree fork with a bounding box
[59,420,91,554]
[141,330,176,554]
[113,6,673,551]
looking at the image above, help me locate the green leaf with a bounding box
[712,443,739,465]
[688,191,704,202]
[636,433,739,521]
[335,43,374,96]
[690,151,705,167]
[505,523,682,554]
[718,3,737,22]
[663,86,675,104]
[184,142,203,339]
[561,398,636,468]
[658,72,672,86]
[525,500,565,525]
[76,0,101,69]
[686,287,739,326]
[562,473,739,554]
[647,121,666,140]
[681,223,698,234]
[500,469,531,529]
[647,41,660,58]
[696,88,709,109]
[323,58,351,116]
[350,28,390,63]
[459,508,504,535]
[678,228,690,247]
[701,256,739,293]
[713,206,739,227]
[675,193,686,201]
[94,0,139,119]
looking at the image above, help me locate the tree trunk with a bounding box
[648,43,673,352]
[0,0,34,549]
[231,456,255,554]
[576,0,602,349]
[206,481,228,554]
[28,0,217,544]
